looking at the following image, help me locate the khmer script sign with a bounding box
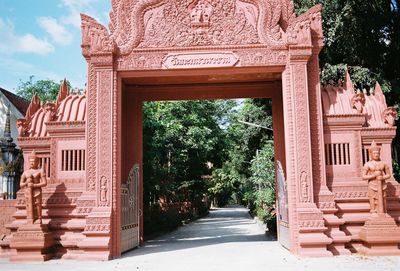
[162,52,239,69]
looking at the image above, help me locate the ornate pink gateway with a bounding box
[0,0,399,261]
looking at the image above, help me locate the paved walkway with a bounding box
[1,206,400,271]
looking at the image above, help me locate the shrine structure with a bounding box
[0,0,399,261]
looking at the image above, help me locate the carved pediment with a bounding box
[109,0,299,54]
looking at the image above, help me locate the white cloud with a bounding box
[37,16,73,45]
[0,18,54,55]
[60,0,106,28]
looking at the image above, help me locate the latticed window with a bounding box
[325,143,351,166]
[61,149,86,171]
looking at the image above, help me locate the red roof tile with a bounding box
[0,87,30,116]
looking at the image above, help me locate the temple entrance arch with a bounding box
[119,67,287,253]
[81,1,336,259]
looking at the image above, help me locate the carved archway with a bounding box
[80,0,336,259]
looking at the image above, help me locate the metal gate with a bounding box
[121,164,140,253]
[276,161,290,249]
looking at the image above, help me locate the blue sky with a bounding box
[0,0,111,93]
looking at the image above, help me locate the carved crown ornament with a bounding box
[80,0,323,57]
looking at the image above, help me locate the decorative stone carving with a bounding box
[287,5,323,47]
[10,151,54,261]
[190,0,213,27]
[20,151,47,224]
[351,92,366,114]
[359,142,400,255]
[16,119,28,137]
[108,0,299,52]
[81,14,115,58]
[44,103,56,123]
[383,107,398,127]
[321,70,397,129]
[362,141,391,215]
[100,176,108,205]
[300,171,311,203]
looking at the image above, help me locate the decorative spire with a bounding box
[56,78,68,106]
[3,106,12,143]
[344,68,355,95]
[25,94,41,121]
[374,82,387,108]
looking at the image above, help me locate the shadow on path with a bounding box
[122,205,276,258]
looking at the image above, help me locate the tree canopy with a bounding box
[16,76,73,103]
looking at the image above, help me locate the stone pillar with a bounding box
[77,14,117,260]
[307,35,351,255]
[283,45,332,256]
[79,54,117,260]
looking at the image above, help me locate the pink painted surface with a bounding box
[0,0,398,261]
[0,200,16,237]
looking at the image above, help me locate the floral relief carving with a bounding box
[98,70,113,207]
[86,67,97,192]
[293,64,312,203]
[286,5,322,47]
[108,0,301,53]
[236,50,287,66]
[81,14,116,57]
[117,53,164,70]
[117,49,288,71]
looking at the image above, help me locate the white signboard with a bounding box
[162,52,239,69]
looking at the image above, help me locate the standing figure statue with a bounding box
[20,150,47,224]
[362,141,392,216]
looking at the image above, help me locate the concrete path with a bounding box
[1,205,400,271]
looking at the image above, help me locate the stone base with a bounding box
[9,223,54,262]
[359,214,400,256]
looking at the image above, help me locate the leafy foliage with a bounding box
[16,76,72,103]
[143,100,232,206]
[293,0,400,177]
[249,142,276,209]
[320,63,392,93]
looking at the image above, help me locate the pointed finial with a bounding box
[374,82,383,95]
[56,78,68,105]
[374,81,387,108]
[368,140,381,155]
[344,68,355,94]
[25,94,41,121]
[3,105,12,143]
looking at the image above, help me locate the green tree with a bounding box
[16,76,72,103]
[294,0,400,176]
[143,100,233,206]
[208,98,275,208]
